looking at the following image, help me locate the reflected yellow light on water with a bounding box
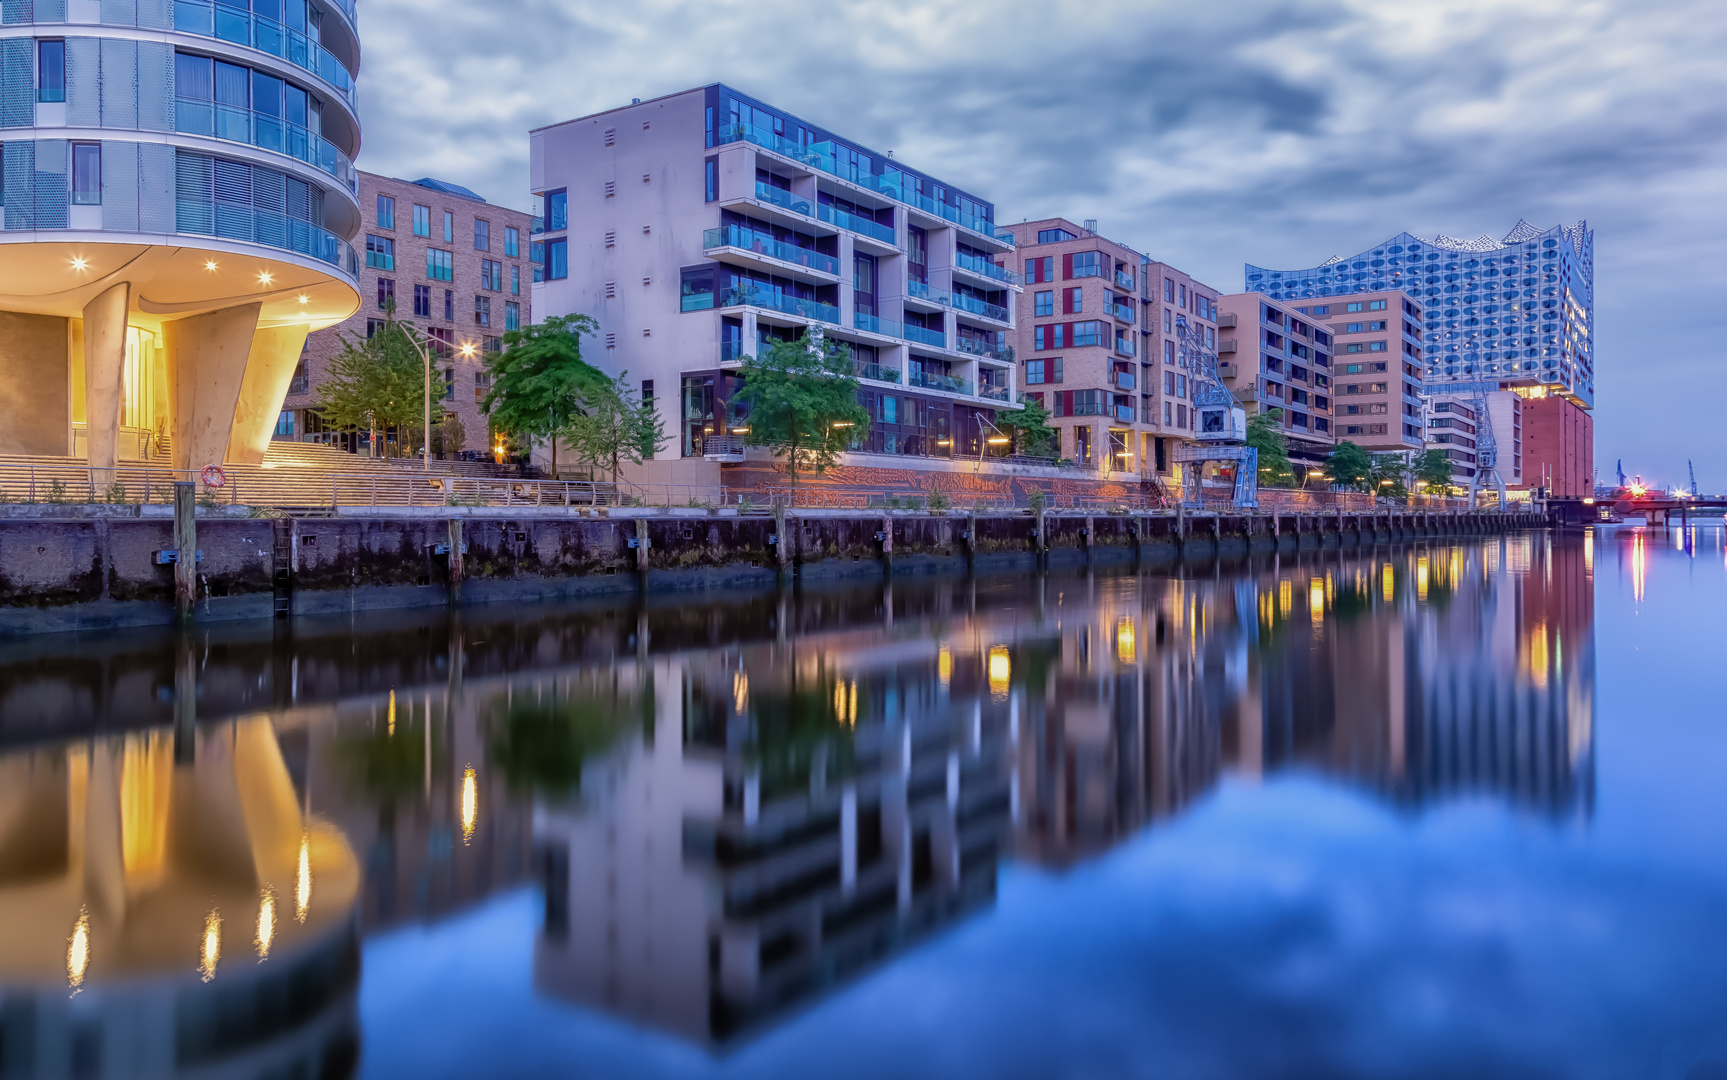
[1116,617,1136,664]
[1417,557,1430,602]
[1278,579,1292,617]
[938,646,952,687]
[732,670,749,713]
[387,689,396,736]
[1382,563,1395,602]
[295,833,311,923]
[987,646,1010,696]
[67,908,89,993]
[834,680,846,720]
[199,909,221,982]
[1584,530,1594,577]
[256,888,276,960]
[461,766,478,845]
[847,680,857,725]
[1632,532,1646,603]
[1528,624,1550,689]
[1308,577,1325,618]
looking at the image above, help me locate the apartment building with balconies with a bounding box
[290,173,536,456]
[1002,219,1223,479]
[1289,292,1426,452]
[529,85,1021,485]
[1216,293,1334,466]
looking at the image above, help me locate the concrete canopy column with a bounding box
[228,323,311,465]
[165,303,262,473]
[82,282,131,473]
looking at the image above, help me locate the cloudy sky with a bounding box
[356,0,1726,488]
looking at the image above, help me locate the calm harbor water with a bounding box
[3,525,1726,1079]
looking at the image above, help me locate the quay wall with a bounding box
[0,508,1548,635]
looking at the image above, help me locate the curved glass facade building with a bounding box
[0,0,361,472]
[1245,220,1594,409]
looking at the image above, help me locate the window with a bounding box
[366,235,394,270]
[377,277,394,310]
[1368,299,1387,310]
[442,210,453,243]
[36,39,65,102]
[705,156,717,202]
[504,301,520,331]
[475,218,490,251]
[545,238,567,280]
[365,318,385,339]
[275,410,295,436]
[1164,340,1175,365]
[1369,341,1388,352]
[511,264,520,295]
[1345,343,1363,354]
[1024,256,1054,283]
[1037,227,1076,243]
[413,285,431,317]
[442,367,455,401]
[484,336,502,354]
[1163,309,1172,333]
[1070,321,1103,347]
[427,327,453,357]
[504,226,519,257]
[1069,251,1102,279]
[1034,290,1054,317]
[413,204,430,237]
[443,290,454,321]
[70,143,100,204]
[475,295,490,327]
[546,189,567,230]
[1346,301,1364,312]
[1035,325,1047,351]
[474,371,492,404]
[1164,278,1174,302]
[376,195,395,229]
[481,259,502,291]
[1025,357,1062,384]
[1064,287,1083,314]
[427,248,453,281]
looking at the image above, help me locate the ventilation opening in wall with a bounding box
[605,333,617,348]
[604,181,615,197]
[604,281,616,297]
[603,128,616,146]
[641,173,651,184]
[604,230,616,247]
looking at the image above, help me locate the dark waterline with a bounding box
[4,526,1726,1079]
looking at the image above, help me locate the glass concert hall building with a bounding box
[0,0,363,474]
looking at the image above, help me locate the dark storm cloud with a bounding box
[353,0,1727,484]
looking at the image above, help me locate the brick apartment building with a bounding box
[1216,293,1334,467]
[1286,291,1426,454]
[283,172,536,457]
[1002,218,1224,479]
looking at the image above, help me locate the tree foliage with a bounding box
[1247,408,1297,487]
[1371,453,1411,498]
[1414,448,1455,491]
[563,371,668,482]
[732,331,870,484]
[312,306,441,457]
[480,313,606,475]
[1324,440,1375,491]
[993,394,1058,458]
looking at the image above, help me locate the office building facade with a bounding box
[1003,218,1224,479]
[529,85,1022,486]
[287,172,535,456]
[1216,293,1334,464]
[0,0,362,472]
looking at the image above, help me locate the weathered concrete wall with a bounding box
[0,311,70,456]
[0,509,1548,636]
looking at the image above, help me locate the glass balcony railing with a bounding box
[1115,271,1136,290]
[1115,338,1137,357]
[955,336,1014,362]
[817,202,894,245]
[719,285,838,324]
[174,0,357,108]
[903,323,945,348]
[703,224,839,276]
[175,99,356,193]
[753,181,813,217]
[909,370,971,396]
[855,361,900,384]
[978,383,1011,402]
[951,293,1009,323]
[1114,371,1136,391]
[853,311,902,338]
[1110,302,1136,322]
[954,250,1020,285]
[907,279,951,306]
[721,340,746,364]
[175,198,358,277]
[1113,405,1137,423]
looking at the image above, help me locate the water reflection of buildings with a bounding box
[0,720,360,1078]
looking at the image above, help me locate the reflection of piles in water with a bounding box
[0,720,362,1078]
[532,648,1012,1044]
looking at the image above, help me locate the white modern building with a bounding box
[529,84,1022,485]
[0,0,362,472]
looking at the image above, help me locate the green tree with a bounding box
[313,305,440,458]
[1325,440,1375,491]
[732,330,870,485]
[487,695,634,800]
[480,313,606,476]
[564,371,668,482]
[430,409,467,459]
[993,394,1058,457]
[1247,408,1296,487]
[1414,448,1455,492]
[1370,453,1411,498]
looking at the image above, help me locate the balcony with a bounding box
[702,435,747,462]
[1218,338,1237,354]
[1069,402,1105,416]
[909,370,971,396]
[953,251,1020,286]
[1113,371,1136,392]
[1109,302,1135,322]
[903,323,945,348]
[978,383,1011,402]
[856,361,901,384]
[1218,312,1238,329]
[703,224,839,277]
[719,285,838,324]
[907,279,952,306]
[955,336,1014,363]
[1113,405,1136,424]
[173,0,357,109]
[951,293,1009,323]
[1115,271,1136,290]
[175,100,356,192]
[1114,338,1136,358]
[175,198,358,277]
[754,181,813,217]
[721,340,746,364]
[853,311,902,338]
[817,202,894,245]
[1218,360,1238,379]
